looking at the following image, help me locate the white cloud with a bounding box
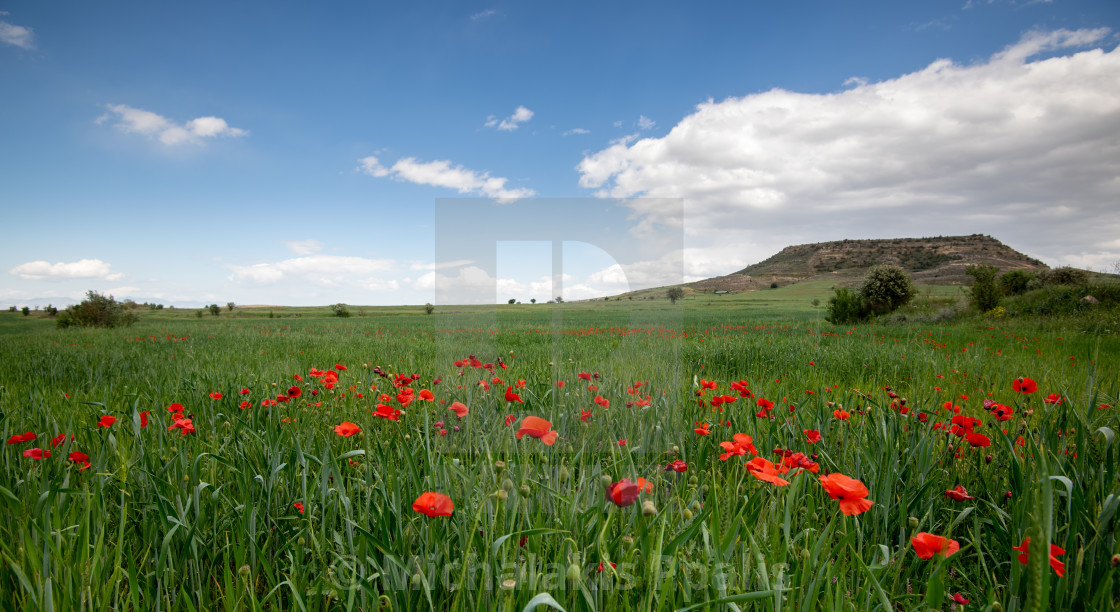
[563,128,591,136]
[227,255,398,291]
[359,155,534,201]
[613,120,623,128]
[485,105,534,131]
[0,20,34,49]
[577,29,1120,270]
[471,9,497,21]
[284,240,324,255]
[10,259,124,281]
[103,104,248,146]
[409,260,473,271]
[637,115,656,130]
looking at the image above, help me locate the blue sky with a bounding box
[2,1,1119,307]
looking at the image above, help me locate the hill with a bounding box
[686,234,1048,294]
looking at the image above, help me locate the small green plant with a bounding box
[825,287,869,324]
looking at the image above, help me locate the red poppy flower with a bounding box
[209,392,223,400]
[745,457,791,486]
[617,439,627,446]
[334,364,347,371]
[22,448,50,460]
[504,414,516,426]
[597,561,616,572]
[756,398,774,411]
[504,386,523,403]
[287,386,301,398]
[719,433,758,461]
[96,415,117,428]
[594,395,609,408]
[413,492,454,517]
[293,502,304,514]
[664,459,687,472]
[944,485,974,501]
[911,533,960,559]
[952,593,970,605]
[50,433,72,447]
[694,422,712,436]
[607,479,641,507]
[818,473,874,516]
[515,416,557,445]
[168,418,195,436]
[965,432,991,447]
[334,422,362,437]
[1044,393,1062,405]
[833,410,850,420]
[1013,537,1065,577]
[240,388,251,395]
[700,379,718,390]
[580,409,592,422]
[69,451,89,463]
[7,431,35,445]
[373,404,402,420]
[991,404,1013,421]
[419,389,435,401]
[578,372,591,381]
[448,402,469,418]
[803,429,822,444]
[166,403,184,413]
[1012,377,1037,394]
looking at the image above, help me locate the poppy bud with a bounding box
[689,500,702,513]
[518,484,531,498]
[502,478,515,492]
[672,445,679,453]
[985,455,993,464]
[601,474,613,487]
[641,500,657,516]
[411,573,422,588]
[500,578,516,591]
[688,475,698,486]
[1005,491,1013,499]
[1112,554,1120,567]
[496,489,508,501]
[622,535,635,549]
[404,434,410,442]
[494,460,506,473]
[701,485,709,495]
[683,509,693,520]
[183,475,190,483]
[799,548,810,561]
[566,563,581,581]
[238,564,251,578]
[991,603,1002,612]
[908,516,918,529]
[559,467,570,483]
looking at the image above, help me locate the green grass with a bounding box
[0,302,1118,610]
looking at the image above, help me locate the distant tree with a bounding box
[7,306,15,312]
[1044,266,1088,286]
[667,287,685,304]
[770,282,779,289]
[226,302,236,312]
[858,265,916,315]
[425,302,435,315]
[966,265,1001,312]
[208,304,221,316]
[45,304,58,317]
[21,306,30,316]
[555,296,564,303]
[330,303,351,318]
[195,309,204,318]
[56,291,140,329]
[508,298,516,304]
[530,298,536,304]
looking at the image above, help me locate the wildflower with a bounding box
[944,485,974,501]
[413,492,454,517]
[580,409,592,422]
[209,392,223,400]
[68,451,89,463]
[804,429,822,444]
[694,422,712,436]
[515,416,557,445]
[504,386,523,403]
[911,533,960,559]
[448,402,469,418]
[373,404,402,420]
[166,403,185,413]
[96,415,117,428]
[50,433,72,447]
[22,448,50,460]
[334,422,362,437]
[7,432,35,445]
[287,386,301,398]
[504,414,516,426]
[607,479,641,507]
[1044,393,1062,405]
[965,432,991,448]
[952,593,970,605]
[745,457,790,486]
[664,459,687,473]
[1012,377,1037,394]
[168,418,196,436]
[1013,537,1065,577]
[139,411,150,427]
[293,502,305,514]
[833,409,850,421]
[719,433,758,460]
[818,473,874,516]
[419,389,435,401]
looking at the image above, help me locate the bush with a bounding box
[966,264,1001,313]
[667,287,684,304]
[56,291,140,329]
[859,265,916,315]
[999,270,1035,296]
[330,303,351,318]
[1043,266,1088,286]
[825,288,870,324]
[425,303,435,315]
[208,304,221,316]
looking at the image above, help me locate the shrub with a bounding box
[425,303,435,315]
[770,282,778,289]
[858,265,916,315]
[1043,266,1088,286]
[966,264,1001,313]
[208,304,221,316]
[667,287,684,304]
[998,270,1035,296]
[21,306,30,316]
[330,303,351,318]
[227,302,236,312]
[56,291,140,329]
[825,287,870,324]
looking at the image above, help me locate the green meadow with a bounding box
[1,289,1118,611]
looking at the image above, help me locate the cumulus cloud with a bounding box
[563,128,591,136]
[577,28,1120,270]
[102,104,248,146]
[0,19,34,49]
[10,259,124,281]
[485,106,534,131]
[359,155,534,201]
[284,240,324,255]
[228,255,399,291]
[409,260,473,271]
